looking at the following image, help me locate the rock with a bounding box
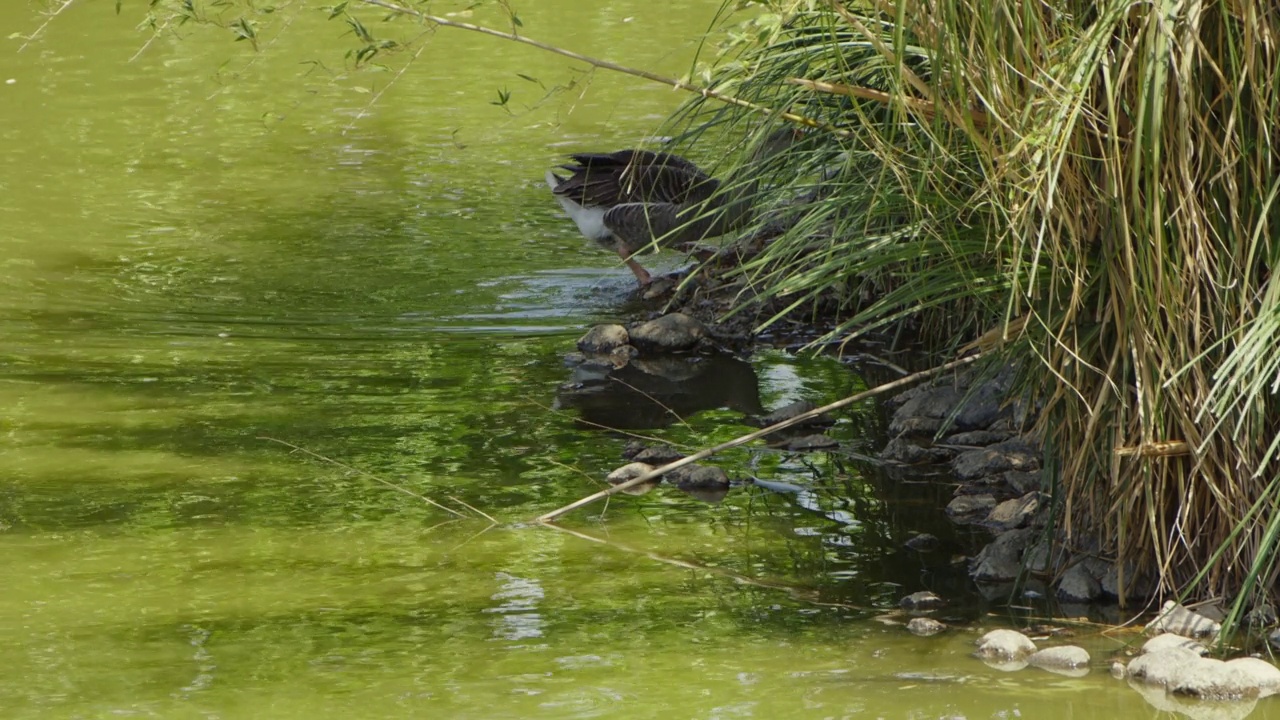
[889,385,962,436]
[975,629,1037,660]
[776,434,839,451]
[671,465,730,491]
[900,591,945,611]
[1027,646,1091,676]
[1168,658,1259,700]
[631,445,684,466]
[908,618,947,637]
[1056,562,1102,603]
[1246,604,1277,629]
[952,438,1041,481]
[1001,470,1043,495]
[1225,657,1280,698]
[1142,634,1207,656]
[1128,679,1258,720]
[606,462,659,495]
[986,492,1043,531]
[1270,628,1280,653]
[952,377,1011,430]
[578,324,630,354]
[879,437,954,464]
[941,430,1012,446]
[1147,601,1222,639]
[970,528,1035,582]
[946,494,997,522]
[1111,661,1127,679]
[628,313,708,354]
[753,400,833,429]
[1098,561,1155,601]
[904,533,940,552]
[1127,647,1205,687]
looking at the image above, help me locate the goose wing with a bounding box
[603,202,685,254]
[555,150,718,208]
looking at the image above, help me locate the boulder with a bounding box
[753,400,833,429]
[1225,657,1280,698]
[904,533,940,552]
[975,629,1037,660]
[577,324,630,354]
[1027,646,1091,676]
[671,465,730,491]
[631,445,684,466]
[879,437,955,464]
[941,430,1012,446]
[1126,647,1205,687]
[776,434,839,452]
[1147,601,1221,639]
[946,494,997,522]
[1056,562,1102,603]
[908,618,947,637]
[606,462,659,495]
[628,313,708,354]
[986,492,1043,531]
[1168,658,1259,701]
[970,528,1035,582]
[952,438,1041,481]
[1142,634,1207,656]
[900,591,945,611]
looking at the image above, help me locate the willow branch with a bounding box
[355,0,846,135]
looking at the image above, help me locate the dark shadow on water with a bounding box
[554,354,765,431]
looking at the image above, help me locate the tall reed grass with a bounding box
[677,0,1280,622]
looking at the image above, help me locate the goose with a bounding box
[545,130,796,286]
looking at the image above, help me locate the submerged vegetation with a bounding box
[673,0,1280,626]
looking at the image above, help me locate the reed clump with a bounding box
[674,0,1280,625]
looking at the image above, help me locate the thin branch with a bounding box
[535,353,982,522]
[258,436,467,518]
[354,0,847,135]
[18,0,76,53]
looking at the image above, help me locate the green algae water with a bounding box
[0,3,1267,718]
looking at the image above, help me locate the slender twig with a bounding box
[18,0,75,53]
[535,353,982,522]
[342,31,431,134]
[354,0,847,136]
[447,495,499,525]
[258,436,467,518]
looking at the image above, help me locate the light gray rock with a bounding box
[1056,563,1102,603]
[900,591,945,611]
[1128,679,1258,720]
[1225,657,1280,698]
[975,629,1037,660]
[1168,658,1259,701]
[1127,647,1205,687]
[1027,646,1090,677]
[1147,600,1222,639]
[577,324,630,354]
[628,313,707,354]
[606,462,659,495]
[907,618,947,637]
[1142,633,1207,656]
[1111,661,1127,678]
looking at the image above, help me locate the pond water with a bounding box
[1,2,1267,718]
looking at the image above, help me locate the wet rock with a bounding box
[1126,647,1205,688]
[752,399,834,429]
[1111,661,1127,679]
[904,533,940,552]
[889,385,962,437]
[946,494,997,523]
[941,430,1012,446]
[970,528,1035,582]
[1246,604,1277,629]
[1056,563,1102,603]
[1143,633,1208,656]
[578,324,630,354]
[879,437,954,464]
[1147,601,1222,639]
[1225,658,1280,698]
[952,376,1012,431]
[1001,470,1043,495]
[671,465,730,491]
[975,629,1037,660]
[952,438,1041,481]
[900,591,945,611]
[1099,561,1155,601]
[775,434,839,452]
[908,618,947,637]
[986,491,1043,531]
[631,445,685,466]
[606,462,660,495]
[1270,628,1280,653]
[628,313,708,354]
[1027,646,1091,676]
[1128,679,1258,720]
[1168,658,1259,701]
